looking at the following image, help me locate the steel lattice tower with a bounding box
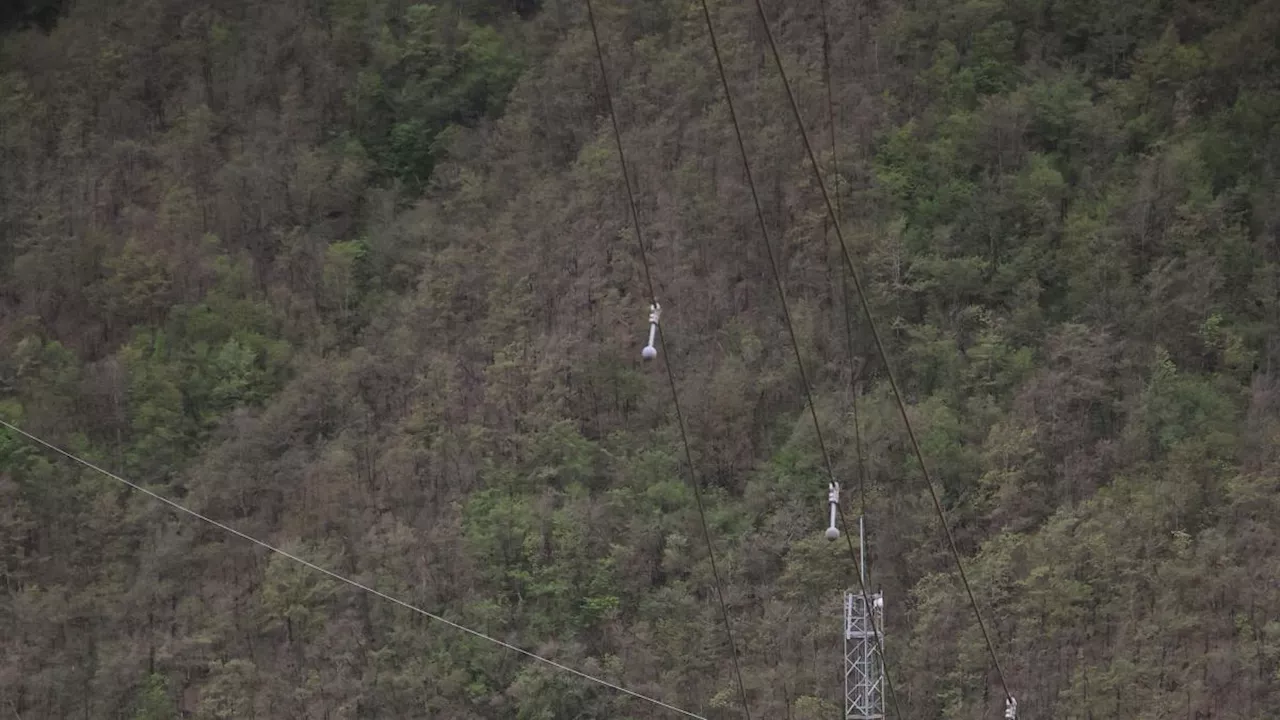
[844,517,884,720]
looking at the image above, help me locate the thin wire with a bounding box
[841,275,867,520]
[583,3,753,718]
[0,420,709,720]
[853,372,868,526]
[743,0,1015,703]
[818,0,841,231]
[820,0,867,524]
[822,7,883,697]
[693,2,901,717]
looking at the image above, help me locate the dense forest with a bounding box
[2,0,1279,716]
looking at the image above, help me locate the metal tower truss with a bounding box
[844,589,885,720]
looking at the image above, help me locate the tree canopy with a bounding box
[2,0,1279,717]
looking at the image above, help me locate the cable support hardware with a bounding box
[643,302,661,360]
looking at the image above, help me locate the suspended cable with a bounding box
[692,2,901,716]
[743,0,1016,704]
[0,420,709,720]
[819,0,868,524]
[582,3,753,718]
[818,0,842,232]
[841,277,868,519]
[821,12,885,703]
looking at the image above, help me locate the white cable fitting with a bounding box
[643,301,661,360]
[825,482,840,541]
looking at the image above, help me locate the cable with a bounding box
[819,0,867,524]
[819,0,872,578]
[0,420,709,720]
[693,2,901,717]
[820,10,888,706]
[818,0,841,232]
[743,0,1015,703]
[842,274,868,520]
[582,3,753,718]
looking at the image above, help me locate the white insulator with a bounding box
[1005,697,1018,720]
[826,482,840,541]
[643,302,660,360]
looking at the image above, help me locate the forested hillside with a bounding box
[3,0,1279,716]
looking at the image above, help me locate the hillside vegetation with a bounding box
[3,0,1280,717]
